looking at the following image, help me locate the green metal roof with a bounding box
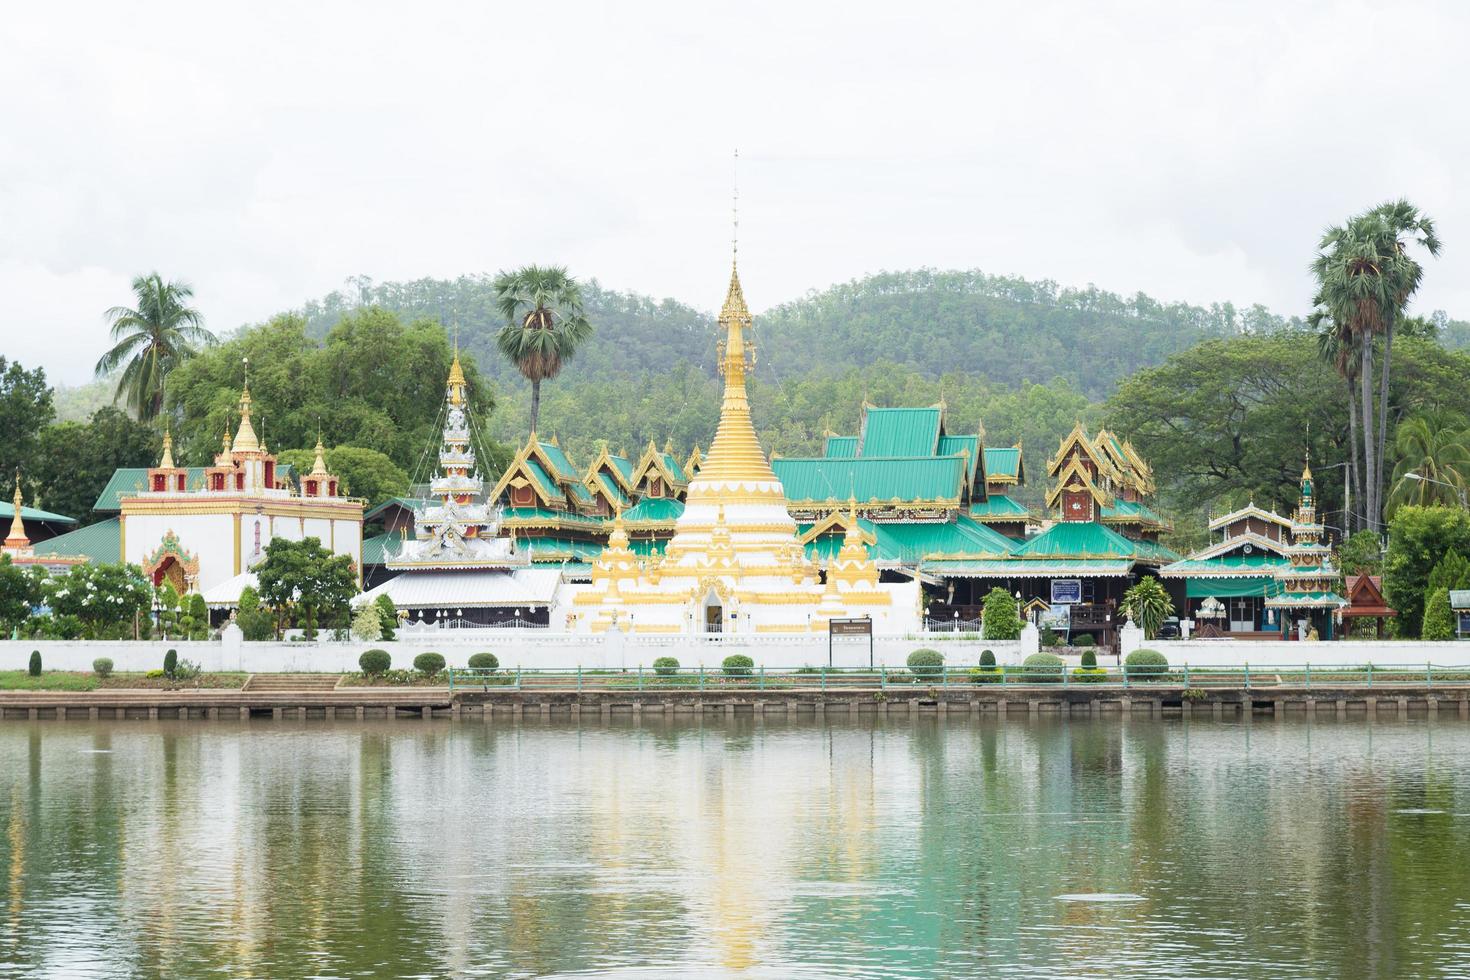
[93,467,204,512]
[596,472,630,505]
[983,447,1021,480]
[608,456,635,484]
[501,506,605,529]
[628,537,667,557]
[921,558,1135,578]
[773,456,966,505]
[31,518,121,564]
[537,442,581,482]
[1160,553,1290,578]
[969,495,1030,519]
[621,497,685,524]
[361,531,400,566]
[824,435,858,458]
[859,407,941,458]
[872,516,1014,563]
[364,497,420,522]
[523,537,604,561]
[1186,576,1273,598]
[1101,499,1169,526]
[660,453,686,482]
[936,434,981,481]
[0,501,77,526]
[523,459,564,505]
[1012,521,1139,559]
[796,518,879,563]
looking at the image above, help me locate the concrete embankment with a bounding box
[4,684,1470,721]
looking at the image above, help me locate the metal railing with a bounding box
[443,663,1470,692]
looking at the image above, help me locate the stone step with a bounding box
[243,674,344,692]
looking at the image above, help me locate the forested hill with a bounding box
[301,269,1301,401]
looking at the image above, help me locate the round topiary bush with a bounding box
[359,649,392,675]
[163,648,178,678]
[979,649,996,667]
[28,650,41,678]
[413,652,446,677]
[653,656,680,676]
[92,657,114,679]
[1080,649,1097,668]
[721,654,754,676]
[1019,652,1064,683]
[1124,648,1169,681]
[907,648,944,678]
[467,652,499,672]
[1072,634,1096,647]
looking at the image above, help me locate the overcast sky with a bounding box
[3,1,1465,385]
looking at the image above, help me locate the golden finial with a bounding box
[663,436,675,455]
[6,472,28,549]
[446,342,467,407]
[159,428,175,470]
[232,364,260,453]
[310,437,329,477]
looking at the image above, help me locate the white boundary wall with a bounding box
[0,630,1028,674]
[1117,625,1470,667]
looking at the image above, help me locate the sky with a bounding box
[3,0,1466,385]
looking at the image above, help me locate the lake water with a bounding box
[3,714,1470,979]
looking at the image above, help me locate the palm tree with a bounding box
[94,273,214,421]
[1312,309,1361,531]
[492,266,592,434]
[1310,201,1440,532]
[1387,414,1470,514]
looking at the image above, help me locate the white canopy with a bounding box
[356,567,563,610]
[201,571,260,608]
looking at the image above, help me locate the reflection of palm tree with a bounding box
[1388,415,1470,514]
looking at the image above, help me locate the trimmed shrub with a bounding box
[1072,633,1096,647]
[28,650,41,677]
[721,654,754,676]
[375,594,398,641]
[1019,652,1064,683]
[907,648,944,678]
[970,666,1003,684]
[1125,648,1169,680]
[1072,667,1108,683]
[1040,627,1061,648]
[359,649,392,675]
[1423,586,1456,641]
[413,652,446,677]
[92,657,114,678]
[653,656,680,676]
[981,587,1022,640]
[467,652,499,672]
[163,648,178,678]
[979,649,996,667]
[1080,649,1097,668]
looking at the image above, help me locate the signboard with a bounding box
[1051,579,1083,605]
[1459,612,1470,638]
[829,617,873,637]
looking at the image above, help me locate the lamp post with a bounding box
[1404,472,1469,510]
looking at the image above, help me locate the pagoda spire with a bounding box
[5,473,30,550]
[310,437,330,478]
[159,428,176,469]
[232,383,260,453]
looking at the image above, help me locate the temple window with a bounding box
[152,475,165,491]
[305,480,317,496]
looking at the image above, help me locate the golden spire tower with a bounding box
[5,473,29,550]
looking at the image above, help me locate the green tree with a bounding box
[0,358,55,489]
[1427,552,1470,595]
[44,563,152,639]
[32,407,158,519]
[1382,506,1470,637]
[374,593,398,641]
[156,582,180,639]
[1422,587,1456,640]
[980,587,1022,640]
[254,536,359,639]
[1338,530,1385,577]
[351,602,382,641]
[493,266,593,434]
[275,445,409,509]
[0,555,43,636]
[1310,201,1441,532]
[1388,414,1470,515]
[235,585,275,641]
[1122,576,1174,639]
[95,273,214,420]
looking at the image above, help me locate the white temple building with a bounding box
[557,261,920,635]
[357,351,563,626]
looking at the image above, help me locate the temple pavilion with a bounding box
[559,259,918,634]
[2,477,88,574]
[357,351,563,626]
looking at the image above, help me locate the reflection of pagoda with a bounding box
[562,259,916,634]
[358,351,562,627]
[1265,454,1346,638]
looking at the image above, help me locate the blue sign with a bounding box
[1051,579,1082,605]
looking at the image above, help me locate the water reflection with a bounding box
[1,715,1469,978]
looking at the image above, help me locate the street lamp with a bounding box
[1404,472,1469,509]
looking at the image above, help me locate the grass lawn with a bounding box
[0,671,250,691]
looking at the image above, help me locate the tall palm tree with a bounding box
[94,273,214,421]
[492,266,592,434]
[1312,310,1361,531]
[1310,201,1440,532]
[1387,414,1470,514]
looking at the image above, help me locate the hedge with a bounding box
[359,649,392,675]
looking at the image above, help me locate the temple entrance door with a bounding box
[154,557,185,596]
[1229,598,1255,633]
[703,590,724,634]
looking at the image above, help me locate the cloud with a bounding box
[3,0,1467,385]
